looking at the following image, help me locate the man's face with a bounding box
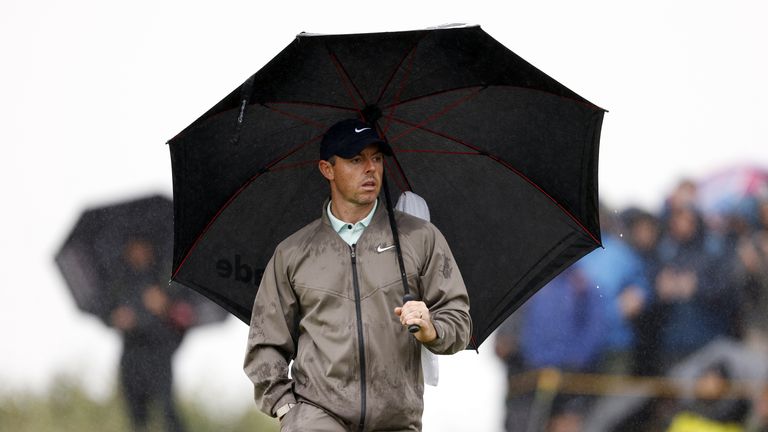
[321,144,384,208]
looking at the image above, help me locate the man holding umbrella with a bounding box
[244,118,472,432]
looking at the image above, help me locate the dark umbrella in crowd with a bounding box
[167,25,605,348]
[55,194,227,326]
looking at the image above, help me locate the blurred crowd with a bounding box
[495,167,768,432]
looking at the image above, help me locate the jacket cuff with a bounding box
[423,319,446,351]
[272,394,298,418]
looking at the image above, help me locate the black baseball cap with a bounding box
[320,119,393,161]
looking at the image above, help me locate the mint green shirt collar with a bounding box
[327,200,378,246]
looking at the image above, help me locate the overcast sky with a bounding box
[2,1,767,430]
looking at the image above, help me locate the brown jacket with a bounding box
[244,202,471,431]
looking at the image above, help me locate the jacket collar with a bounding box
[321,197,389,230]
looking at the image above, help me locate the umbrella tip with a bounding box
[426,23,476,30]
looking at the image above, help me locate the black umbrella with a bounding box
[168,25,604,349]
[55,194,227,327]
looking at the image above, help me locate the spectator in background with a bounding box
[654,204,736,369]
[520,264,606,372]
[665,362,750,432]
[579,206,651,375]
[661,179,698,223]
[546,398,589,432]
[731,199,768,352]
[747,385,768,432]
[622,207,663,282]
[621,207,665,376]
[495,310,529,432]
[519,265,606,431]
[111,238,190,432]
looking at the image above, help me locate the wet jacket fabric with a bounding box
[244,202,471,431]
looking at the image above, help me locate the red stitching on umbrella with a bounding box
[469,335,479,352]
[376,123,413,193]
[388,88,484,144]
[387,116,473,149]
[376,33,426,105]
[382,157,409,194]
[382,47,417,137]
[377,34,425,136]
[327,47,365,114]
[494,157,601,246]
[384,86,484,110]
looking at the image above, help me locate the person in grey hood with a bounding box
[244,118,472,432]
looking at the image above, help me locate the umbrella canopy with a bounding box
[55,194,227,327]
[168,25,604,348]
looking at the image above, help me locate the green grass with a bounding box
[0,376,279,432]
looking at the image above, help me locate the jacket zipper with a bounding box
[350,244,367,432]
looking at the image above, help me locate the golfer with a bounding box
[244,118,471,432]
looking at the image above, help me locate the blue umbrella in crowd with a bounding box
[696,165,768,226]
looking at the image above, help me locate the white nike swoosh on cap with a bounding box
[355,127,371,133]
[377,244,396,253]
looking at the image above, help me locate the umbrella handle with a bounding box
[384,177,419,334]
[403,294,420,334]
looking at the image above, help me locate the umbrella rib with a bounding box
[386,116,602,246]
[387,88,484,144]
[382,151,412,193]
[486,159,601,245]
[376,123,413,193]
[172,132,325,278]
[326,45,366,114]
[386,116,475,149]
[376,33,425,135]
[377,87,483,198]
[381,44,418,137]
[375,33,426,105]
[383,85,484,110]
[382,157,404,192]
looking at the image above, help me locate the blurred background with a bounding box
[1,0,767,431]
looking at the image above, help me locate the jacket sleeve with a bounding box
[243,246,298,417]
[420,224,472,354]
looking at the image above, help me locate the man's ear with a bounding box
[318,160,334,181]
